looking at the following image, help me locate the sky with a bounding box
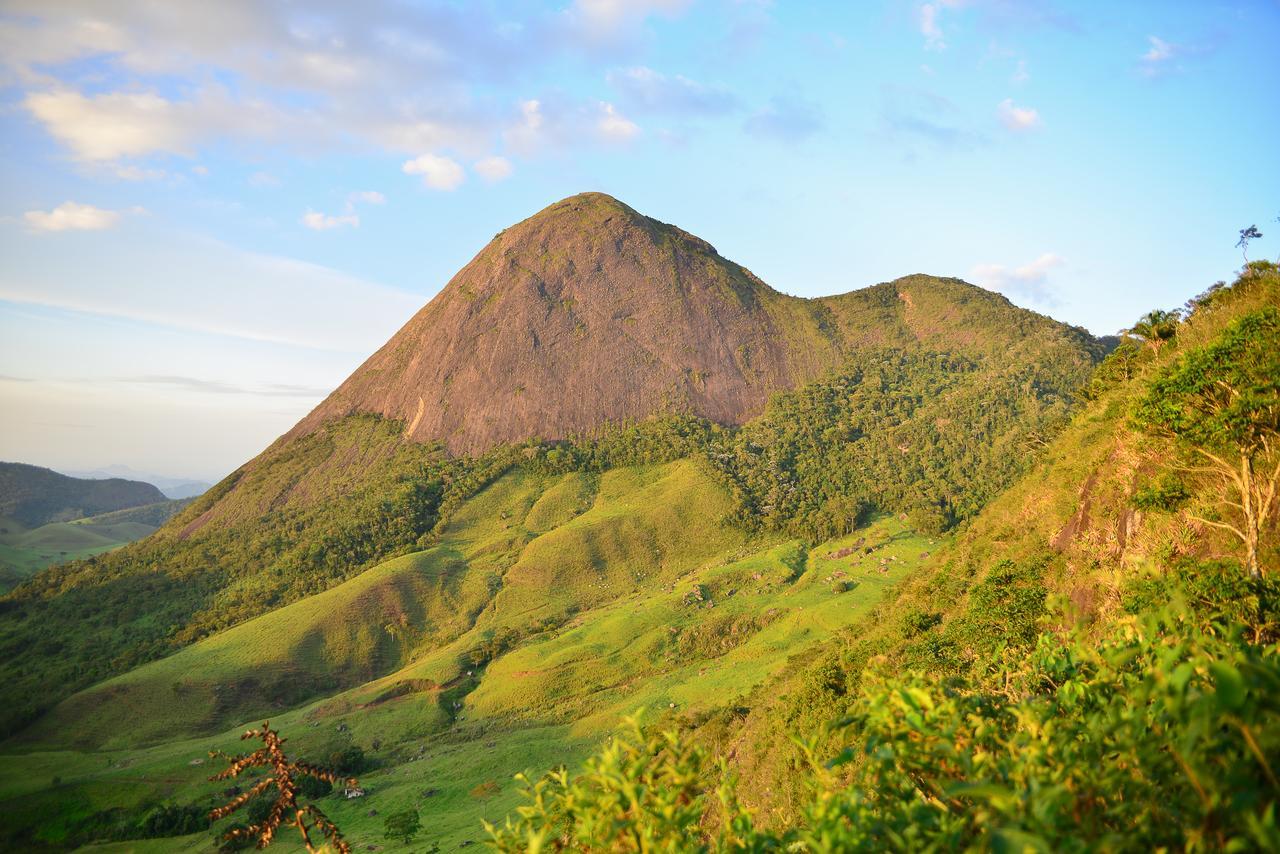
[1,0,1277,482]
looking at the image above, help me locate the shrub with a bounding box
[491,607,1280,851]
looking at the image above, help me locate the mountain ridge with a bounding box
[288,192,1100,455]
[0,192,1108,744]
[0,462,166,527]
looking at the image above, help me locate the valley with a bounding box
[1,461,940,851]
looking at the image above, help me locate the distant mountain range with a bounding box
[0,462,188,592]
[58,465,211,499]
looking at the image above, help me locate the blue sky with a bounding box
[1,0,1277,481]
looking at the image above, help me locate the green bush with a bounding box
[491,607,1280,851]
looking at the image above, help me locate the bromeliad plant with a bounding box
[209,721,356,853]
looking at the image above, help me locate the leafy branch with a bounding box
[209,721,356,853]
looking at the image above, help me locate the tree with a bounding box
[1238,224,1263,269]
[1133,307,1280,577]
[382,810,422,845]
[209,722,357,854]
[1127,309,1181,354]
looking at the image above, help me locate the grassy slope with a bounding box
[0,459,941,851]
[0,502,185,594]
[717,268,1280,821]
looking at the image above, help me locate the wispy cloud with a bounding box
[302,210,360,231]
[300,190,385,230]
[567,0,692,41]
[915,0,1077,50]
[0,234,422,353]
[880,86,985,151]
[744,94,823,142]
[970,253,1065,305]
[997,98,1041,131]
[596,101,640,141]
[2,1,694,175]
[474,156,513,182]
[23,202,142,232]
[607,66,738,116]
[248,171,281,188]
[121,375,329,397]
[1137,35,1213,77]
[917,0,967,51]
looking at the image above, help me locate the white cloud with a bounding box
[596,102,640,141]
[23,202,139,232]
[917,1,967,51]
[504,97,638,152]
[1143,35,1175,64]
[111,163,166,181]
[474,156,513,182]
[25,89,196,162]
[302,210,359,230]
[1012,59,1029,83]
[504,99,546,154]
[970,253,1064,305]
[1139,35,1191,77]
[302,190,384,229]
[997,97,1041,130]
[23,86,296,164]
[402,153,466,190]
[5,2,668,169]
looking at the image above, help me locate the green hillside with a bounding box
[0,501,188,594]
[0,459,942,850]
[0,463,166,528]
[487,264,1280,850]
[0,276,1102,740]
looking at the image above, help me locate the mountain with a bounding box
[62,466,212,499]
[0,193,1170,851]
[0,462,166,528]
[289,192,1100,454]
[0,194,1108,747]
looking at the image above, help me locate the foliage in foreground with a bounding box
[488,606,1280,852]
[209,721,356,854]
[1133,306,1280,577]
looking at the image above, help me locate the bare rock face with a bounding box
[289,193,839,453]
[286,192,1097,455]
